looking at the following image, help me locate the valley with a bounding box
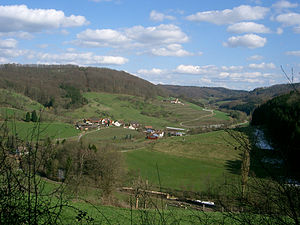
[0,65,299,224]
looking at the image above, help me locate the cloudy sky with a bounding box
[0,0,299,90]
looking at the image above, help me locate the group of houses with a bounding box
[162,98,184,105]
[75,118,142,131]
[75,117,186,140]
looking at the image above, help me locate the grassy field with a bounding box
[61,201,227,224]
[65,92,231,129]
[0,88,44,112]
[5,121,80,140]
[124,130,240,191]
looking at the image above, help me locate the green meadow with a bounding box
[5,121,80,140]
[124,130,240,191]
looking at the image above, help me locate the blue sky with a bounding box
[0,0,299,90]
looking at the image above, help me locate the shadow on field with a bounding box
[224,126,278,179]
[225,159,241,175]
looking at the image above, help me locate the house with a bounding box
[147,133,159,140]
[88,118,101,124]
[101,118,111,127]
[170,98,184,105]
[166,127,185,136]
[130,121,140,129]
[113,121,122,127]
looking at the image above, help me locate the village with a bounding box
[75,98,186,139]
[75,118,186,140]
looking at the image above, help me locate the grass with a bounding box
[124,130,240,191]
[213,110,230,120]
[0,107,26,120]
[0,88,43,112]
[65,92,231,129]
[61,201,228,224]
[5,121,80,140]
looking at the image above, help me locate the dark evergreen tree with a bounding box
[31,110,38,122]
[25,112,30,122]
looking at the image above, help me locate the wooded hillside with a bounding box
[0,64,166,108]
[251,91,300,179]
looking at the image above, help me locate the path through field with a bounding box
[179,109,214,128]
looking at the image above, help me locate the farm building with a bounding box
[166,127,185,136]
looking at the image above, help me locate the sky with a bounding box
[0,0,299,90]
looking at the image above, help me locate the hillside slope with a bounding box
[0,64,166,108]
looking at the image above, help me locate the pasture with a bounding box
[5,121,80,140]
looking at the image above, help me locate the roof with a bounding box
[166,127,185,131]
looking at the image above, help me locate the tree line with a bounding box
[251,91,300,180]
[0,64,166,109]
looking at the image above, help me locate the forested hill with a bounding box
[159,85,247,99]
[160,83,300,115]
[0,64,166,107]
[251,91,300,179]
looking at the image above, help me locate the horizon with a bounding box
[0,0,299,90]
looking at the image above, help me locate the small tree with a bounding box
[25,112,31,122]
[31,110,38,122]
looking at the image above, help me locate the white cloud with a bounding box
[186,5,269,25]
[150,44,193,57]
[76,29,130,47]
[221,65,244,71]
[150,10,175,22]
[0,38,18,49]
[227,22,271,33]
[272,0,298,9]
[137,68,166,75]
[286,51,300,56]
[248,62,276,69]
[247,55,264,61]
[223,34,267,48]
[75,24,188,50]
[0,31,33,39]
[125,24,188,45]
[276,13,300,26]
[0,57,9,63]
[174,64,218,74]
[0,5,89,33]
[37,52,128,65]
[277,27,284,34]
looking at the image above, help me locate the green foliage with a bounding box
[251,91,300,179]
[31,110,38,122]
[25,111,30,122]
[60,84,87,108]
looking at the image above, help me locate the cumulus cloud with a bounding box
[223,34,267,48]
[186,5,269,25]
[150,44,193,57]
[74,24,190,56]
[150,10,175,22]
[276,13,300,26]
[137,68,166,75]
[227,22,271,33]
[0,5,89,33]
[37,52,128,65]
[221,65,244,71]
[125,24,188,45]
[0,38,18,49]
[247,55,264,61]
[174,64,218,74]
[277,27,284,34]
[272,0,298,9]
[76,29,130,47]
[286,51,300,56]
[248,62,276,69]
